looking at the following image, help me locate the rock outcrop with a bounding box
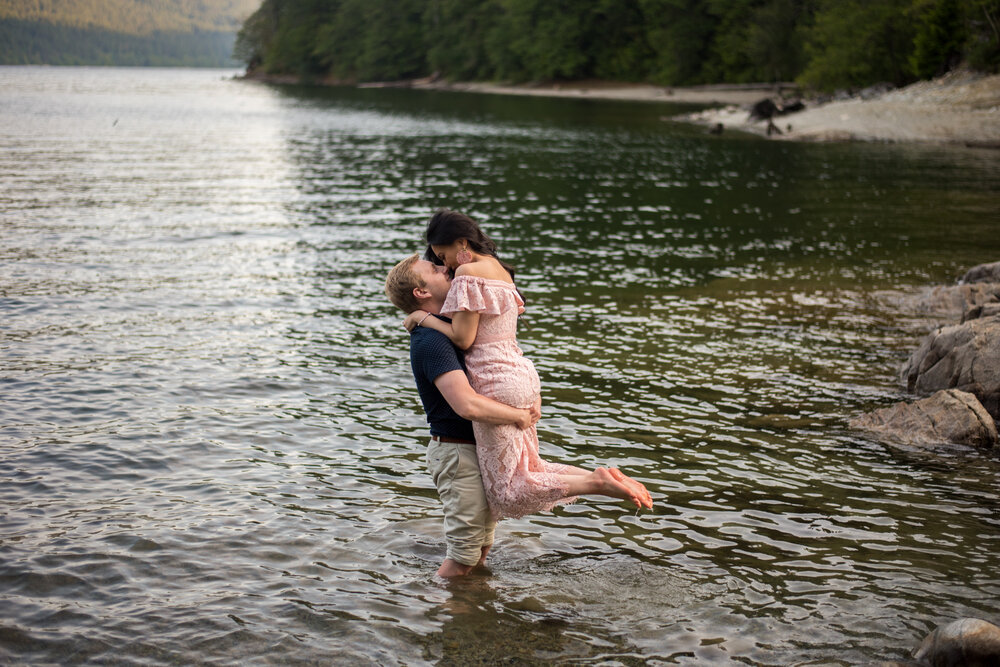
[960,260,1000,285]
[899,315,1000,421]
[850,389,998,449]
[904,283,1000,321]
[852,261,1000,452]
[963,302,1000,322]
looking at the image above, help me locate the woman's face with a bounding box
[430,240,466,270]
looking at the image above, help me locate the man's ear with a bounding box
[412,286,432,300]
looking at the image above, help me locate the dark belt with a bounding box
[431,435,476,445]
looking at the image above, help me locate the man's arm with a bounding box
[435,370,540,429]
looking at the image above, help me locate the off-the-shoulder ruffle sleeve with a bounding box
[441,275,524,316]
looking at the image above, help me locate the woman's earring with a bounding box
[456,247,473,265]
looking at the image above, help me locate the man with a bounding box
[385,254,540,578]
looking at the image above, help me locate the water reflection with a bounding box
[1,66,999,665]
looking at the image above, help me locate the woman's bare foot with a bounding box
[592,467,643,507]
[609,468,653,509]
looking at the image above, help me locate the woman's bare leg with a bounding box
[557,468,652,508]
[555,463,591,476]
[552,464,653,508]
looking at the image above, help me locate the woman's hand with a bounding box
[403,309,428,332]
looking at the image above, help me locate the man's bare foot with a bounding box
[609,468,653,509]
[437,558,474,578]
[593,467,643,507]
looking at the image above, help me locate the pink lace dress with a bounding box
[442,275,578,520]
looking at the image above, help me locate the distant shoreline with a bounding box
[242,70,1000,148]
[242,70,792,106]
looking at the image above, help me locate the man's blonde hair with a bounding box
[385,254,424,313]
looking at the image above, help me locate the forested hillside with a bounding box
[0,0,258,66]
[235,0,1000,91]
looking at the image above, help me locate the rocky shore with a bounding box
[860,265,1000,664]
[673,69,1000,147]
[851,260,1000,452]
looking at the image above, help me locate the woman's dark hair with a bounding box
[423,209,518,283]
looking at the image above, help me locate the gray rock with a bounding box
[963,302,1000,323]
[900,316,1000,420]
[850,389,998,449]
[961,260,1000,285]
[913,617,1000,666]
[903,283,1000,321]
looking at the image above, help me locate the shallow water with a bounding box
[2,66,999,665]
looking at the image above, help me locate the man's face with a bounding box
[412,258,451,303]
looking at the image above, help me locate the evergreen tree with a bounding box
[799,0,917,90]
[229,0,999,91]
[639,0,716,85]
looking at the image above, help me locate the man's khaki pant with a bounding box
[426,438,496,566]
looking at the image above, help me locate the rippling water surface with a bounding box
[2,66,1000,665]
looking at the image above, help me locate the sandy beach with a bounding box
[401,71,1000,147]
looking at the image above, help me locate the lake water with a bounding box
[2,66,999,665]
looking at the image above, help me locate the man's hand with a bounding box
[403,309,428,332]
[515,397,542,430]
[529,396,541,425]
[436,370,542,428]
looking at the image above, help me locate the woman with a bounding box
[404,209,653,519]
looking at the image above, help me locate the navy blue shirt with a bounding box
[409,316,476,442]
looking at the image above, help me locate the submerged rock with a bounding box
[899,315,1000,421]
[913,617,1000,666]
[850,389,998,449]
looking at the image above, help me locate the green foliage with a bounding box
[639,0,716,85]
[949,0,1000,72]
[422,0,501,80]
[234,1,280,70]
[312,0,363,80]
[486,0,591,81]
[231,0,1000,90]
[798,0,918,90]
[355,0,428,81]
[312,0,427,81]
[743,0,811,82]
[965,0,1000,70]
[587,0,655,81]
[911,0,966,78]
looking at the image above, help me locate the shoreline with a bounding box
[674,69,1000,147]
[403,78,797,107]
[243,70,1000,147]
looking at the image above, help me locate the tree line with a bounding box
[235,0,1000,91]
